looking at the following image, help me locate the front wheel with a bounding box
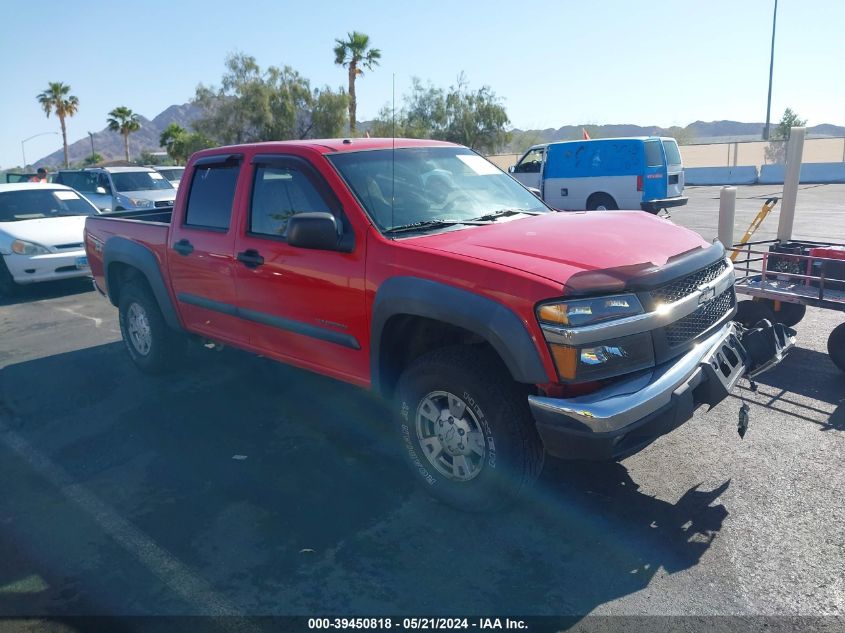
[394,346,545,512]
[761,299,806,327]
[0,257,18,298]
[828,323,845,373]
[118,280,185,373]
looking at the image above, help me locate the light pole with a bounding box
[763,0,778,140]
[21,131,59,168]
[88,132,96,163]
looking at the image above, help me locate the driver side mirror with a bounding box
[288,212,344,251]
[508,165,516,173]
[95,186,107,195]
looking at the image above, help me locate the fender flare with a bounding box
[103,236,182,331]
[370,276,549,394]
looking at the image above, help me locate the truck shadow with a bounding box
[0,278,93,307]
[0,343,729,618]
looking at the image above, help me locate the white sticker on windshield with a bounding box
[54,191,80,200]
[456,154,500,175]
[149,172,164,179]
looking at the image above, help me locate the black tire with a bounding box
[734,300,776,328]
[0,257,18,298]
[586,193,618,211]
[118,279,185,373]
[761,299,806,327]
[828,323,845,373]
[394,346,545,512]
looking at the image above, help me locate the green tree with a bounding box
[333,31,381,135]
[36,82,79,168]
[193,53,347,144]
[159,123,187,163]
[765,108,807,163]
[371,75,511,153]
[84,152,103,166]
[107,106,141,162]
[309,86,350,138]
[173,131,216,163]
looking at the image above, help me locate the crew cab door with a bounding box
[167,154,247,344]
[231,154,368,385]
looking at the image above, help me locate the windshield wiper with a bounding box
[466,208,542,223]
[384,219,477,235]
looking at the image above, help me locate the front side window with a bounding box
[514,147,544,173]
[110,171,174,193]
[57,171,99,193]
[0,189,99,222]
[250,165,334,238]
[184,163,240,230]
[328,147,547,232]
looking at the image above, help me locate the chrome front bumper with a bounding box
[528,320,794,460]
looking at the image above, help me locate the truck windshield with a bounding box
[0,189,98,221]
[328,147,548,233]
[111,171,174,193]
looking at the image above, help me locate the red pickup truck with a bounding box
[85,138,793,511]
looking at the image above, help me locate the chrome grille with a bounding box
[154,200,174,208]
[651,259,729,305]
[664,290,735,347]
[54,242,83,250]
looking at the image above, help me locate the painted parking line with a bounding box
[0,421,256,625]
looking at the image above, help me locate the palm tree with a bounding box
[107,107,141,162]
[333,31,381,135]
[159,123,186,164]
[36,82,79,168]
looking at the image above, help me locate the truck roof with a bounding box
[192,137,459,158]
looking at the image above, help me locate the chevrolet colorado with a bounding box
[85,139,792,511]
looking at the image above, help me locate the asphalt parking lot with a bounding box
[0,185,843,627]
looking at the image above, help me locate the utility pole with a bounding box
[763,0,778,140]
[88,132,96,163]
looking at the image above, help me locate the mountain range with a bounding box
[32,103,845,167]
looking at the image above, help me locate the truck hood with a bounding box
[0,215,87,249]
[412,211,711,286]
[119,189,176,203]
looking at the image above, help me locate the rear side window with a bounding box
[644,141,664,168]
[184,162,240,230]
[662,139,682,166]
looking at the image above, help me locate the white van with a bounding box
[509,137,687,213]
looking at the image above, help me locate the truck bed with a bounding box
[85,209,173,297]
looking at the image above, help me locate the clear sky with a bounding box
[1,0,842,168]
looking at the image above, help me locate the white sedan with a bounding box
[0,182,100,296]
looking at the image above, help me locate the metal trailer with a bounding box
[730,239,845,371]
[719,127,845,372]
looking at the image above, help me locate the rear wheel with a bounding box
[586,193,618,211]
[735,300,775,328]
[394,346,545,512]
[0,257,18,298]
[118,279,185,373]
[828,323,845,373]
[761,299,806,327]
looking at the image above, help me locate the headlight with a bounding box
[549,332,654,381]
[129,198,152,208]
[537,294,644,328]
[11,239,50,255]
[538,294,653,382]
